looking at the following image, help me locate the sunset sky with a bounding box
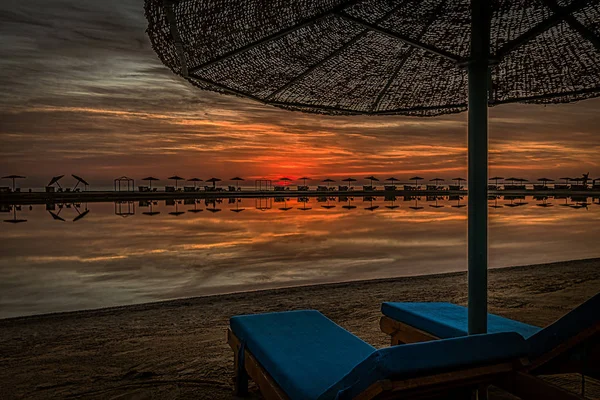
[1,0,599,189]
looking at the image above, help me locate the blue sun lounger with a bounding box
[228,310,530,400]
[380,293,600,381]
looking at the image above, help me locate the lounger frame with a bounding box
[228,328,523,400]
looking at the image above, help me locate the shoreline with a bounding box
[1,258,599,399]
[2,257,598,323]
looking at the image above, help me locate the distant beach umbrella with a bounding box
[142,177,159,190]
[429,178,445,186]
[206,177,222,188]
[145,0,600,334]
[452,178,466,184]
[230,177,244,189]
[386,177,399,185]
[364,176,379,186]
[188,177,203,188]
[410,176,424,186]
[4,206,27,224]
[537,178,554,188]
[505,177,519,185]
[559,177,573,185]
[48,175,65,188]
[2,175,25,191]
[71,174,90,191]
[322,178,336,188]
[489,176,504,186]
[298,177,310,186]
[168,175,185,189]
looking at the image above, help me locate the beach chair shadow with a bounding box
[227,310,542,400]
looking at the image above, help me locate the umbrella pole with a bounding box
[467,0,490,335]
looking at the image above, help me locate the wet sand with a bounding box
[1,258,599,399]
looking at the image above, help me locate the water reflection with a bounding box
[1,195,599,318]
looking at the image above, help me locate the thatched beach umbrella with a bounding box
[145,0,600,334]
[364,176,379,187]
[188,177,203,188]
[410,176,424,186]
[560,177,573,185]
[386,177,399,186]
[206,177,222,188]
[453,178,466,185]
[142,176,159,190]
[322,178,336,188]
[48,175,64,189]
[537,178,555,187]
[230,177,244,189]
[2,175,25,191]
[168,175,185,189]
[298,177,310,186]
[489,176,504,186]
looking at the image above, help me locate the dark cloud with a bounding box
[0,0,599,188]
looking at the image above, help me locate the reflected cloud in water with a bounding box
[1,195,599,318]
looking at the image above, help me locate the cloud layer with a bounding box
[1,0,599,188]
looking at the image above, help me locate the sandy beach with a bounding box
[1,258,599,399]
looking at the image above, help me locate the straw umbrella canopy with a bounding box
[322,178,336,188]
[537,178,555,187]
[559,177,573,185]
[230,177,244,189]
[146,0,600,334]
[386,177,399,185]
[505,177,519,185]
[48,175,64,189]
[298,177,310,186]
[168,175,185,189]
[142,176,160,189]
[2,175,25,191]
[453,178,466,184]
[364,176,379,186]
[429,177,444,186]
[489,176,504,186]
[410,176,424,186]
[206,177,222,188]
[187,177,203,188]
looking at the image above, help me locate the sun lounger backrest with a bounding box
[526,293,600,358]
[319,332,527,400]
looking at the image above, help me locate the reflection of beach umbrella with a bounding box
[409,198,424,210]
[4,206,27,223]
[48,175,64,188]
[489,196,503,209]
[230,177,244,189]
[2,175,25,191]
[206,207,222,213]
[146,0,600,333]
[168,175,185,189]
[489,176,503,186]
[364,197,379,211]
[206,177,222,188]
[322,178,336,188]
[429,197,444,208]
[231,198,245,213]
[364,176,379,186]
[73,209,90,222]
[142,177,159,190]
[297,198,312,211]
[48,211,66,221]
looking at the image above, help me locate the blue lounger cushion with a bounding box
[231,310,528,400]
[381,302,541,339]
[382,293,600,359]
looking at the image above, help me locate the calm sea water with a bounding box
[1,195,599,318]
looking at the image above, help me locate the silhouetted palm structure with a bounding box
[146,0,600,333]
[2,175,25,191]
